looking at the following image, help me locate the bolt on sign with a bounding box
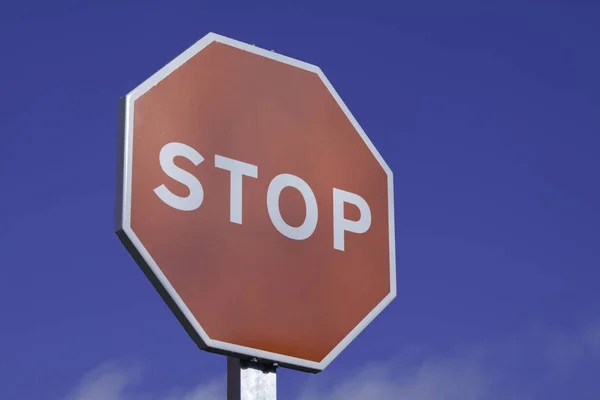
[116,32,396,373]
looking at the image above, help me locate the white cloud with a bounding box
[65,322,600,400]
[171,380,224,400]
[63,364,224,400]
[64,364,142,400]
[65,355,503,400]
[296,350,516,400]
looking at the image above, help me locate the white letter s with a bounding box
[154,142,204,211]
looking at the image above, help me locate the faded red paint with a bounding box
[129,42,390,363]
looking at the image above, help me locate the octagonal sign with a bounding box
[116,32,396,373]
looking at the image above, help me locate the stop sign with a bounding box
[116,33,396,373]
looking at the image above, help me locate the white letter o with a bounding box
[267,174,318,240]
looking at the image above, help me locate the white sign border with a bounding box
[116,32,396,372]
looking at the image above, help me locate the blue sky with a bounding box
[1,0,599,399]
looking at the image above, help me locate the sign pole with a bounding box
[227,357,277,400]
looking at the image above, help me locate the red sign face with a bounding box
[116,33,396,372]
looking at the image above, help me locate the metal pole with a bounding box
[227,357,277,400]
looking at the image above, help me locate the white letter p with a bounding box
[333,188,371,251]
